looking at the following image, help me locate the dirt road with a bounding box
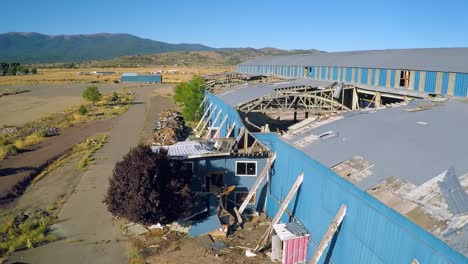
[7,85,168,264]
[0,119,114,199]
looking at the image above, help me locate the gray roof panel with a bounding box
[216,79,333,107]
[239,48,468,73]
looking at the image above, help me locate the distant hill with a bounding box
[86,48,323,67]
[0,32,214,63]
[0,32,322,65]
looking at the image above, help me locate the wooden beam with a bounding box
[226,121,236,138]
[194,102,212,132]
[243,128,248,154]
[238,153,276,214]
[196,105,217,137]
[255,173,304,252]
[309,204,347,264]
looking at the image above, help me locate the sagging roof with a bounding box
[151,140,229,159]
[283,98,468,255]
[238,48,468,73]
[216,79,333,107]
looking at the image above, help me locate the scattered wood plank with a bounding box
[309,204,347,264]
[255,173,304,252]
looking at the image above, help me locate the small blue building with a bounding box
[121,73,162,83]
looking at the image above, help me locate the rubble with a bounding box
[125,222,149,236]
[150,110,187,145]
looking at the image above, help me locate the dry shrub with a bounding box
[14,133,44,149]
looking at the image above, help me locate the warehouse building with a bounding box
[120,72,162,83]
[193,52,468,262]
[236,48,468,97]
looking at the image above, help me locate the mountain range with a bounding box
[0,32,321,64]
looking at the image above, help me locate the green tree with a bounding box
[82,86,102,104]
[31,68,37,74]
[78,105,88,115]
[173,76,205,121]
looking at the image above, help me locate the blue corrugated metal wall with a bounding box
[378,69,387,86]
[204,92,244,139]
[361,68,368,84]
[425,72,437,93]
[237,63,468,97]
[345,68,352,82]
[197,156,267,210]
[441,72,449,95]
[332,67,338,80]
[414,71,421,90]
[253,133,466,264]
[121,74,162,83]
[370,69,376,84]
[203,93,466,263]
[390,69,396,87]
[454,73,468,96]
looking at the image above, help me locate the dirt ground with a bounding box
[0,119,115,200]
[141,84,177,143]
[0,83,139,127]
[0,67,231,86]
[3,155,83,215]
[138,215,274,264]
[5,85,166,264]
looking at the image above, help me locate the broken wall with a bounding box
[253,133,466,264]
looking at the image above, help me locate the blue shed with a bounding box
[121,73,162,83]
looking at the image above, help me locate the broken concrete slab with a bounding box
[169,221,190,233]
[125,223,149,236]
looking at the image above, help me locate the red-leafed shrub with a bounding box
[104,145,195,224]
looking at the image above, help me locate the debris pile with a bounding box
[150,110,187,145]
[43,127,61,137]
[2,127,18,134]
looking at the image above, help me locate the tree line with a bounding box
[0,63,37,76]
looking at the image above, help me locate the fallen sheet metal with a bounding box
[439,167,468,215]
[188,194,222,238]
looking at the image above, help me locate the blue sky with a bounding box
[1,0,468,51]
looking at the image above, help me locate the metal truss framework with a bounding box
[238,88,351,115]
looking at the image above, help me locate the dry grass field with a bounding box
[0,66,232,86]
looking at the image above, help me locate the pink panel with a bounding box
[283,236,309,264]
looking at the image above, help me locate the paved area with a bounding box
[0,119,114,199]
[8,85,156,264]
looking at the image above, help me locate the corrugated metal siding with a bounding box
[361,68,368,84]
[441,72,449,95]
[353,68,359,83]
[419,71,426,92]
[321,66,326,80]
[284,236,308,264]
[390,69,396,87]
[448,73,456,96]
[424,71,437,93]
[413,71,420,91]
[374,69,380,86]
[253,133,466,264]
[346,68,352,82]
[370,69,376,85]
[332,67,338,81]
[454,73,468,97]
[378,69,387,86]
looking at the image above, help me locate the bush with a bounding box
[14,133,44,150]
[173,76,205,121]
[78,105,88,115]
[104,145,195,224]
[0,210,56,257]
[82,86,102,104]
[0,144,17,160]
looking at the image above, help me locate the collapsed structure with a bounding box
[165,48,468,263]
